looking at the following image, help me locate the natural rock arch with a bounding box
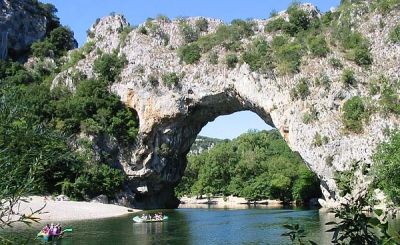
[53,7,400,209]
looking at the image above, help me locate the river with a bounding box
[3,206,345,245]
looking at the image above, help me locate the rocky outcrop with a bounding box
[0,0,52,59]
[53,4,400,209]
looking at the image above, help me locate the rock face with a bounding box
[0,0,50,59]
[53,5,400,209]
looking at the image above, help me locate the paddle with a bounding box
[63,228,73,232]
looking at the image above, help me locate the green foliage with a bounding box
[66,164,126,199]
[373,0,400,13]
[333,22,373,66]
[31,40,55,58]
[272,36,303,75]
[180,21,199,43]
[225,53,238,69]
[138,26,148,35]
[190,19,254,54]
[312,132,328,147]
[302,106,318,124]
[327,195,393,245]
[307,35,329,57]
[195,18,209,32]
[329,57,343,69]
[208,51,219,65]
[372,131,400,205]
[314,73,331,90]
[290,78,310,100]
[265,17,287,32]
[389,24,400,43]
[178,43,201,64]
[285,3,312,36]
[177,130,321,203]
[93,52,127,83]
[342,96,367,133]
[119,25,134,46]
[162,72,180,87]
[156,14,170,23]
[341,69,356,86]
[242,39,273,73]
[31,26,76,59]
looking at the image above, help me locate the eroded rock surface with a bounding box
[53,5,400,209]
[0,0,51,59]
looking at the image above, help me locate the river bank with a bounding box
[179,196,284,209]
[17,196,140,222]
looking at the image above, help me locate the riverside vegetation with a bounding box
[177,130,321,203]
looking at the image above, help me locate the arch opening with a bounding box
[175,111,322,206]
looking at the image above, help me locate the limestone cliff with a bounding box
[53,3,400,209]
[0,0,56,60]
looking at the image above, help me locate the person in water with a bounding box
[41,224,50,235]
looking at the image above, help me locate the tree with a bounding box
[48,26,77,56]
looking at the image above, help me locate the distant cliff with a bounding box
[189,135,224,155]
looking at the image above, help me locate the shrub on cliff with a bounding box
[178,43,201,64]
[307,35,329,57]
[225,53,238,68]
[162,72,180,87]
[271,35,303,74]
[242,39,273,73]
[180,22,199,43]
[372,131,400,205]
[93,52,128,83]
[342,96,367,133]
[389,24,400,43]
[290,78,310,100]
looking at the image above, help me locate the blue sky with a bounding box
[42,0,340,139]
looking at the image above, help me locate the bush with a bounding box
[335,27,373,66]
[148,75,159,86]
[242,39,273,73]
[342,69,356,86]
[119,25,133,46]
[314,73,331,90]
[265,17,287,32]
[162,72,180,87]
[372,131,400,204]
[284,4,312,36]
[178,43,201,64]
[208,51,219,65]
[195,18,209,32]
[374,0,400,13]
[70,164,126,199]
[329,57,343,69]
[194,19,254,53]
[290,78,310,100]
[225,53,238,68]
[342,96,366,133]
[302,106,318,124]
[308,35,329,57]
[389,24,400,43]
[138,26,148,35]
[31,40,55,58]
[93,52,127,83]
[272,36,303,74]
[48,26,77,57]
[180,22,199,43]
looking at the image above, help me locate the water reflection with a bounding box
[2,207,400,245]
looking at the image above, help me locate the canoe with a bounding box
[36,228,72,241]
[36,232,62,242]
[132,215,168,223]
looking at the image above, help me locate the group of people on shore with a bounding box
[140,212,164,221]
[41,223,63,237]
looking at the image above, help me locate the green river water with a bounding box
[3,206,400,245]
